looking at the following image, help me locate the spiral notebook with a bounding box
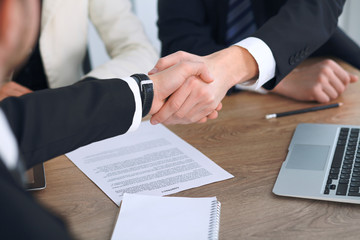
[111,193,221,240]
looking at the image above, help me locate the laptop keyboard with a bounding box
[324,128,360,196]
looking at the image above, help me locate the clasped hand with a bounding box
[149,47,253,125]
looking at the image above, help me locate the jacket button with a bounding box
[289,56,295,65]
[300,49,306,58]
[304,46,310,54]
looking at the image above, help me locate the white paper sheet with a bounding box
[66,121,233,205]
[111,194,220,240]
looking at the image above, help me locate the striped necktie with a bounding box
[226,0,257,46]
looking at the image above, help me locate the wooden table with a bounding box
[33,63,360,240]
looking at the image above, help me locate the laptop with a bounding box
[273,123,360,204]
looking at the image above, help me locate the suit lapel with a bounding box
[41,0,62,32]
[39,0,63,88]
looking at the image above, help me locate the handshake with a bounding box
[148,46,258,125]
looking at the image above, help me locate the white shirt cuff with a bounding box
[235,37,276,89]
[235,84,268,94]
[122,77,142,133]
[0,110,19,170]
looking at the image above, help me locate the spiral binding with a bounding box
[208,200,221,240]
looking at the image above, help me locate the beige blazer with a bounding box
[40,0,158,88]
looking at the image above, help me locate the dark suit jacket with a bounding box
[158,0,359,90]
[0,78,137,239]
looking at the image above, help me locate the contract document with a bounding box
[66,121,233,205]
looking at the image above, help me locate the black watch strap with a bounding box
[131,74,153,117]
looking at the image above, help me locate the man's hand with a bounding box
[149,46,258,124]
[149,60,214,117]
[271,59,358,103]
[0,82,32,101]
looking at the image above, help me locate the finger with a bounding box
[163,94,213,125]
[174,61,214,84]
[350,73,359,83]
[148,68,158,75]
[5,89,26,97]
[314,89,331,103]
[321,83,338,100]
[197,117,208,123]
[150,80,193,124]
[162,117,183,125]
[13,85,32,95]
[326,60,351,85]
[187,104,216,123]
[207,110,219,120]
[177,98,218,124]
[215,103,223,111]
[162,106,215,125]
[149,51,200,74]
[3,86,31,97]
[6,82,32,95]
[168,79,215,124]
[170,90,206,122]
[173,86,222,123]
[326,70,346,94]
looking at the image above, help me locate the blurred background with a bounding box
[88,0,360,69]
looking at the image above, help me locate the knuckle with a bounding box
[188,77,200,88]
[189,116,199,123]
[204,108,214,116]
[198,88,208,97]
[310,86,321,96]
[156,58,165,66]
[331,92,338,99]
[343,75,351,84]
[151,115,162,123]
[169,100,182,111]
[207,95,216,104]
[174,111,185,119]
[322,59,335,66]
[179,62,191,72]
[320,66,332,75]
[317,74,328,84]
[198,118,207,123]
[316,98,327,103]
[338,85,345,93]
[314,93,328,103]
[176,51,187,58]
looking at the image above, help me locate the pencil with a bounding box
[265,102,343,119]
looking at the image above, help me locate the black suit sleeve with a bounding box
[253,0,346,89]
[0,78,137,169]
[158,0,227,56]
[0,77,140,239]
[310,27,360,70]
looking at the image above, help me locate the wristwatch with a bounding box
[131,74,154,117]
